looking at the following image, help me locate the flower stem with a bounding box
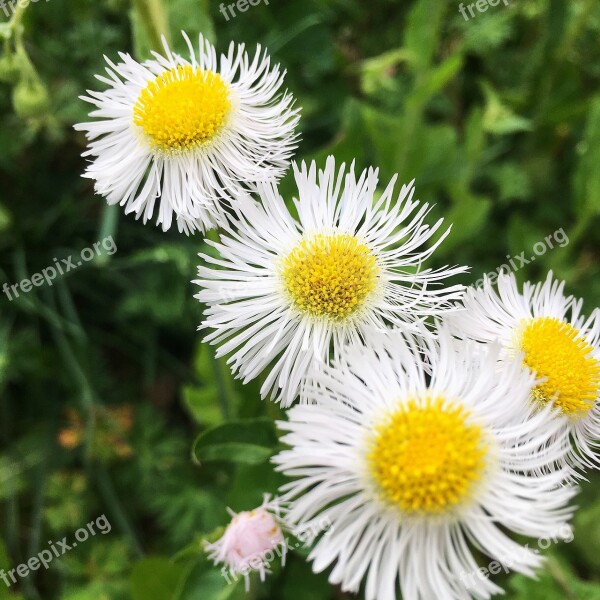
[132,0,170,53]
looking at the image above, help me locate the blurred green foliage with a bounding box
[1,0,600,598]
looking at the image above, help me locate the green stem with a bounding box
[26,450,48,561]
[547,556,577,600]
[96,465,144,558]
[43,289,143,559]
[22,445,49,600]
[44,288,96,465]
[0,323,20,561]
[202,230,232,419]
[211,353,231,420]
[96,204,119,265]
[9,0,28,33]
[132,0,169,53]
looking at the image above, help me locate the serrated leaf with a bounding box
[508,555,600,600]
[488,162,532,203]
[481,82,532,135]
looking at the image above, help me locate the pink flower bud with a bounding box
[205,496,286,589]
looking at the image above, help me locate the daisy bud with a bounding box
[0,53,23,84]
[205,497,286,589]
[12,77,50,119]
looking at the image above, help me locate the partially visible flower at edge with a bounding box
[446,271,600,477]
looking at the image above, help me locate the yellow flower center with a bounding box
[519,317,600,418]
[280,233,379,322]
[368,397,488,515]
[133,65,231,153]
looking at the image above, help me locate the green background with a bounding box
[1,0,600,598]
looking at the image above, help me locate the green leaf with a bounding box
[0,538,17,600]
[168,0,215,50]
[184,344,242,424]
[404,0,446,72]
[444,187,492,251]
[279,558,331,600]
[488,162,532,203]
[0,24,11,41]
[408,53,463,110]
[183,386,223,428]
[508,555,600,600]
[506,213,547,265]
[176,562,245,600]
[172,531,222,565]
[573,499,600,570]
[360,103,404,178]
[131,557,187,600]
[462,11,514,54]
[192,418,278,465]
[225,461,286,511]
[481,82,532,135]
[359,48,410,96]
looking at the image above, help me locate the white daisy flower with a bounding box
[74,33,299,234]
[194,156,468,406]
[447,271,600,475]
[273,330,575,600]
